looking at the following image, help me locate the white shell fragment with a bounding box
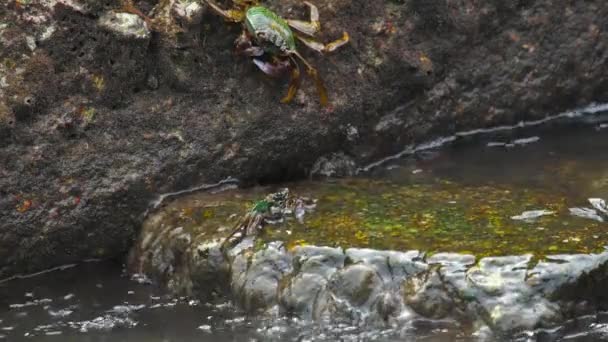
[511,210,554,222]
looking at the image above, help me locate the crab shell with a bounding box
[244,6,297,54]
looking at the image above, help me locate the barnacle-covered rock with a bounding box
[98,12,151,40]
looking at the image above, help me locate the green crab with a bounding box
[220,188,316,251]
[203,0,350,106]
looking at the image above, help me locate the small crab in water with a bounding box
[221,188,316,251]
[204,0,350,106]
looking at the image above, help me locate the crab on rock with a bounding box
[204,0,350,106]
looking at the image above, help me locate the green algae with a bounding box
[258,178,607,257]
[143,174,607,258]
[147,190,262,240]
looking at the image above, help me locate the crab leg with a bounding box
[287,1,321,36]
[252,57,301,104]
[308,66,328,106]
[221,212,263,251]
[292,53,328,106]
[281,58,302,104]
[287,1,350,53]
[233,0,261,6]
[252,58,292,77]
[295,31,350,54]
[203,0,246,22]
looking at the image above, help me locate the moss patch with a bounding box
[259,178,607,257]
[146,175,607,258]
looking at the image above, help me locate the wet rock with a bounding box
[292,246,346,277]
[462,255,562,333]
[561,321,608,341]
[374,113,404,133]
[279,272,331,320]
[344,249,427,280]
[127,193,238,296]
[324,249,426,323]
[404,266,458,319]
[405,253,476,320]
[569,197,608,223]
[189,239,229,296]
[373,291,403,323]
[530,253,608,311]
[310,152,357,178]
[423,252,608,335]
[329,263,382,307]
[278,246,344,319]
[128,188,608,336]
[256,178,608,257]
[136,234,608,335]
[231,243,293,312]
[134,224,195,294]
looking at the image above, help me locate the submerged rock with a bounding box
[129,187,608,338]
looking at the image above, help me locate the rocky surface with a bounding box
[1,0,608,276]
[129,194,608,338]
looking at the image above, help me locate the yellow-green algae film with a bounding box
[260,178,607,257]
[146,189,265,241]
[145,127,608,257]
[149,176,606,258]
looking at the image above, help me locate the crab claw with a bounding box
[235,31,265,57]
[252,58,291,78]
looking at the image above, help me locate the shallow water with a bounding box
[264,125,608,256]
[0,262,292,342]
[0,262,465,341]
[156,125,608,256]
[2,124,608,341]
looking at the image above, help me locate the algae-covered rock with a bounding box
[128,186,608,337]
[128,188,247,296]
[260,179,608,257]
